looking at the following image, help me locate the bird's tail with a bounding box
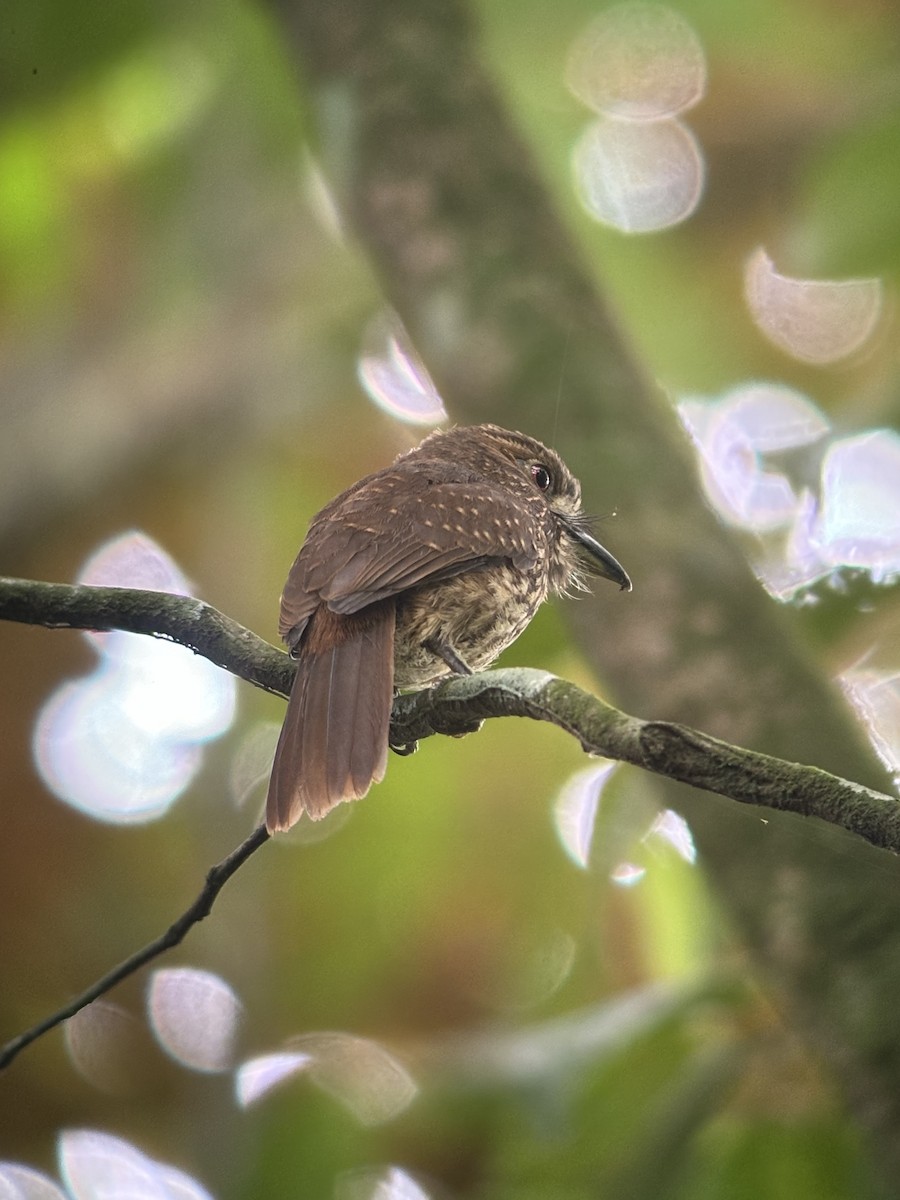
[265,603,396,831]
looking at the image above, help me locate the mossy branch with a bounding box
[1,576,898,1072]
[3,577,897,852]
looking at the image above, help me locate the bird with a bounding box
[266,423,631,832]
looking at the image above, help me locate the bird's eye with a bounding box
[531,463,552,491]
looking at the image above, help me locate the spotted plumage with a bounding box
[267,424,631,831]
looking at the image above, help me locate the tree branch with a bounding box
[3,576,898,851]
[0,575,294,697]
[2,574,899,1071]
[392,670,900,854]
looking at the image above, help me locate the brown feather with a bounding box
[280,470,541,637]
[266,602,395,829]
[268,424,630,832]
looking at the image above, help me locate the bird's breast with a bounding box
[392,561,548,689]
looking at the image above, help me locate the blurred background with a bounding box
[1,0,899,1197]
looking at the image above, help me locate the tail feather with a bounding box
[266,604,395,831]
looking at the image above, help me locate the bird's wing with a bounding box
[279,463,542,642]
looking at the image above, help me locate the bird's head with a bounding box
[417,424,632,593]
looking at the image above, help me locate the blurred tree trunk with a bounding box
[268,0,900,1179]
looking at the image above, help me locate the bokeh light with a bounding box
[237,1033,417,1126]
[0,1163,67,1200]
[33,532,236,823]
[358,312,448,426]
[567,3,705,233]
[288,1032,418,1126]
[572,115,704,233]
[554,763,696,886]
[840,667,900,788]
[610,862,646,887]
[554,761,620,867]
[64,1001,142,1095]
[566,2,706,120]
[744,247,883,365]
[335,1166,431,1200]
[680,387,900,598]
[235,1051,314,1108]
[147,968,241,1074]
[609,808,696,888]
[649,808,696,864]
[679,383,829,533]
[58,1130,214,1200]
[816,432,900,578]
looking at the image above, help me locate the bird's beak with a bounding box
[568,523,632,591]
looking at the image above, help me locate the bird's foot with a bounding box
[424,637,473,676]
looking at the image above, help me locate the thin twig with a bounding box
[0,823,270,1072]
